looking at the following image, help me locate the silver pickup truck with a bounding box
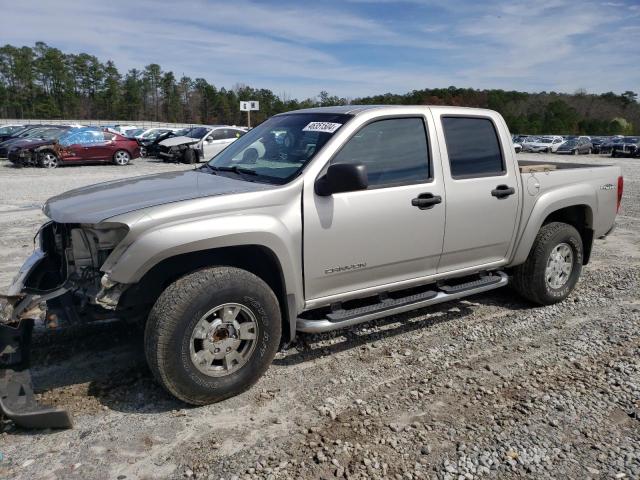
[0,105,623,428]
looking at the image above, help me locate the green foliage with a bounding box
[0,43,638,134]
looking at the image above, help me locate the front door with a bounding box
[303,116,446,302]
[433,113,520,273]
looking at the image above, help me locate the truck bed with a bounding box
[518,159,612,172]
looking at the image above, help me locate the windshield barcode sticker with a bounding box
[302,122,342,133]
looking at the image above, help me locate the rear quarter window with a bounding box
[442,117,505,178]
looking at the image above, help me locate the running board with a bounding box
[297,272,508,333]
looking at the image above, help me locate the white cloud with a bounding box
[1,0,638,98]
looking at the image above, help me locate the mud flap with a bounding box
[0,320,73,429]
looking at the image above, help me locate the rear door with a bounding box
[303,114,446,301]
[432,110,520,273]
[86,132,117,160]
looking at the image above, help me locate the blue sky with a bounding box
[2,0,639,99]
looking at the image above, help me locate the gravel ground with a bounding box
[0,154,638,480]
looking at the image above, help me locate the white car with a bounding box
[522,136,564,153]
[157,125,247,163]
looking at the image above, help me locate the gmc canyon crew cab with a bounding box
[0,106,623,429]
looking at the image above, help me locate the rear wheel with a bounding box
[573,149,579,155]
[113,150,130,166]
[39,151,58,168]
[145,266,281,405]
[511,222,583,305]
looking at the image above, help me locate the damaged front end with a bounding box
[1,221,130,429]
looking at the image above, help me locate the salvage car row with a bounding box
[0,123,248,168]
[512,134,640,157]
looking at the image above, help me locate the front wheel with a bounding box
[145,266,281,405]
[182,148,197,164]
[113,150,131,166]
[511,222,583,305]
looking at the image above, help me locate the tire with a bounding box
[587,148,592,155]
[573,149,578,156]
[511,222,583,306]
[113,150,130,166]
[183,148,197,164]
[39,151,58,168]
[145,266,281,405]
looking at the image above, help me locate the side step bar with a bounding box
[297,271,508,334]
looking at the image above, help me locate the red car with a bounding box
[41,128,140,168]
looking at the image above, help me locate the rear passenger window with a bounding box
[331,117,430,188]
[442,117,504,178]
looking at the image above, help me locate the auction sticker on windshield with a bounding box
[302,122,342,133]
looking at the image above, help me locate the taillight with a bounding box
[617,176,623,213]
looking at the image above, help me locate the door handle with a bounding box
[411,193,442,209]
[491,184,515,199]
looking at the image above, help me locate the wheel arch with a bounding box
[118,244,297,343]
[511,188,595,267]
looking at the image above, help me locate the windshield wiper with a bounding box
[210,165,258,176]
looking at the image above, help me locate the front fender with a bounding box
[106,213,303,304]
[510,183,595,266]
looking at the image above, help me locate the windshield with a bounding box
[539,137,553,143]
[186,127,211,139]
[563,140,578,146]
[0,125,22,135]
[206,113,352,184]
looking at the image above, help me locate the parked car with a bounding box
[611,137,639,157]
[7,127,74,166]
[522,135,565,153]
[124,128,145,139]
[135,128,176,156]
[142,128,189,158]
[0,126,57,157]
[590,136,608,153]
[0,124,25,141]
[599,137,627,155]
[556,137,593,155]
[11,128,140,168]
[157,126,246,163]
[0,105,622,429]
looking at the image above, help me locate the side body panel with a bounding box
[509,165,620,266]
[105,182,306,313]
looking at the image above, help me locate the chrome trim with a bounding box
[296,272,508,333]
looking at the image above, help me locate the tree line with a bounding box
[0,42,638,135]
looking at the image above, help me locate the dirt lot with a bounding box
[0,154,638,480]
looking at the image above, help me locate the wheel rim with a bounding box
[42,153,57,168]
[115,151,130,165]
[545,243,574,289]
[189,303,259,377]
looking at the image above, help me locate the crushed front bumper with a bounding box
[1,249,73,429]
[0,319,73,429]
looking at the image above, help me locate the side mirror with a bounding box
[206,137,214,143]
[315,162,368,196]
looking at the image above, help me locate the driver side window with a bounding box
[331,117,431,188]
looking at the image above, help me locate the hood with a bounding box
[43,170,275,224]
[159,136,200,147]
